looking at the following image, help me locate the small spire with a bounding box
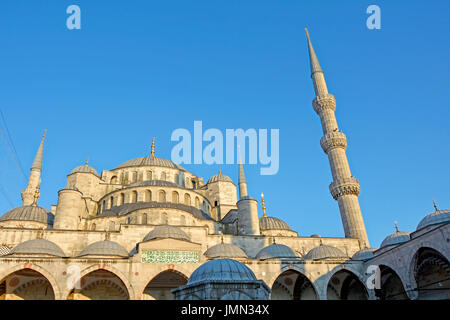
[151,137,156,158]
[433,199,439,211]
[31,129,47,171]
[261,193,267,217]
[394,221,399,233]
[31,186,40,207]
[219,168,222,175]
[305,28,323,76]
[85,157,89,166]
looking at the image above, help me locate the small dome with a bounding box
[310,234,321,238]
[207,173,233,184]
[143,225,190,242]
[259,216,292,231]
[116,157,185,170]
[352,248,377,261]
[304,245,347,260]
[204,243,247,259]
[417,209,450,230]
[255,243,297,260]
[78,240,128,258]
[10,239,65,257]
[188,259,256,284]
[71,161,99,177]
[0,205,54,225]
[380,231,410,248]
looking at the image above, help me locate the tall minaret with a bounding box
[305,29,369,247]
[238,147,248,199]
[21,130,47,206]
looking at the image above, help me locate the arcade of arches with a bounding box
[143,270,188,300]
[270,270,317,300]
[0,269,55,300]
[67,270,129,300]
[327,270,368,300]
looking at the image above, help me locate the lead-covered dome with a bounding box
[187,259,256,284]
[10,239,65,257]
[380,231,410,248]
[259,216,292,231]
[0,205,54,225]
[255,243,297,260]
[204,243,247,259]
[304,245,347,260]
[417,209,450,231]
[352,248,377,261]
[116,157,185,170]
[143,225,190,242]
[70,159,99,177]
[207,173,233,184]
[78,240,128,258]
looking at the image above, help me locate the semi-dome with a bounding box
[380,231,410,248]
[10,239,65,257]
[143,225,190,242]
[116,156,185,170]
[207,173,233,184]
[304,245,347,260]
[187,259,256,284]
[0,205,54,225]
[352,248,377,261]
[259,216,292,231]
[255,243,297,260]
[417,209,450,231]
[70,160,99,177]
[78,240,128,258]
[204,243,247,259]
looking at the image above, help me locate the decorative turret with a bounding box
[305,29,369,247]
[21,130,46,206]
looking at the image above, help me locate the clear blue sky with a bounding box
[0,1,449,248]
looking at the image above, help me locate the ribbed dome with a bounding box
[417,209,450,230]
[188,259,256,284]
[78,240,128,258]
[304,245,347,260]
[143,225,190,242]
[380,231,410,248]
[116,157,185,170]
[255,244,297,260]
[204,243,247,259]
[0,206,54,225]
[259,216,291,231]
[71,164,99,177]
[207,173,233,184]
[352,248,377,261]
[10,239,65,257]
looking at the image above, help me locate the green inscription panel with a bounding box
[141,250,199,264]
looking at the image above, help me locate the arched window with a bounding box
[132,172,138,183]
[120,193,125,206]
[195,197,200,209]
[109,196,114,209]
[110,176,118,184]
[91,223,96,231]
[142,213,148,225]
[184,193,191,206]
[147,171,153,180]
[138,171,143,182]
[123,172,129,184]
[131,191,138,203]
[172,191,179,204]
[158,190,166,202]
[162,212,168,224]
[102,200,106,212]
[161,172,167,181]
[145,190,152,202]
[180,215,186,225]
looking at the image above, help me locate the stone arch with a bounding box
[63,265,135,300]
[0,264,61,300]
[145,190,152,202]
[119,193,125,206]
[172,191,179,204]
[131,191,138,203]
[376,264,409,300]
[110,176,118,184]
[326,268,368,300]
[267,266,318,300]
[184,193,191,206]
[159,190,166,203]
[142,269,188,300]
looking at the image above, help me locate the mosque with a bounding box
[0,30,448,300]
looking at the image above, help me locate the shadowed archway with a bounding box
[327,270,368,300]
[375,265,408,300]
[271,270,317,300]
[0,268,55,300]
[143,270,188,300]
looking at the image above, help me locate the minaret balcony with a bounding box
[312,93,336,114]
[320,131,347,153]
[329,176,360,200]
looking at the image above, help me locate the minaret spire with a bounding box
[261,193,267,217]
[21,130,47,206]
[238,146,248,199]
[305,29,369,247]
[151,137,156,158]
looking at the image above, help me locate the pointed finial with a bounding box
[219,168,222,175]
[394,221,399,233]
[151,137,156,158]
[32,186,40,207]
[304,28,323,76]
[261,193,267,217]
[31,129,47,171]
[433,199,439,211]
[85,157,89,166]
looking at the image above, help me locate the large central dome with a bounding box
[115,156,185,170]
